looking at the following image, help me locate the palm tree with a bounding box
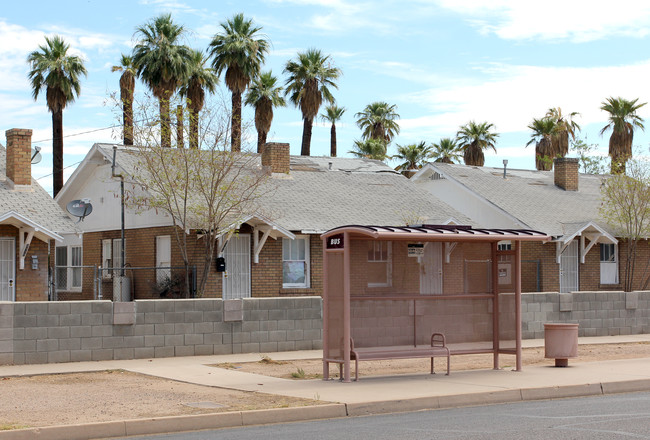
[456,121,499,167]
[321,105,345,157]
[111,54,136,146]
[526,117,556,171]
[600,97,646,174]
[394,141,432,175]
[430,138,462,164]
[180,49,219,149]
[27,35,87,197]
[355,101,400,144]
[348,139,389,161]
[284,48,341,156]
[546,107,580,157]
[209,13,269,152]
[244,71,285,153]
[133,13,192,148]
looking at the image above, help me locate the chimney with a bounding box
[5,128,33,190]
[554,157,579,191]
[261,142,290,174]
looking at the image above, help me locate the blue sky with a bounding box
[3,0,650,195]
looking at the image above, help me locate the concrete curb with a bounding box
[3,380,650,440]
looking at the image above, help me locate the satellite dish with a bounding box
[66,199,93,222]
[31,146,42,165]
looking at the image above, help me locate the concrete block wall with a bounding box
[0,297,322,365]
[522,291,650,339]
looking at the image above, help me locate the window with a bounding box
[55,245,82,291]
[497,241,512,251]
[282,236,310,288]
[600,243,618,284]
[600,243,616,262]
[102,239,123,279]
[367,241,392,287]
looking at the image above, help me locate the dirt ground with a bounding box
[1,342,649,430]
[216,342,650,380]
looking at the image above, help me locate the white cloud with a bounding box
[400,60,650,135]
[435,0,650,42]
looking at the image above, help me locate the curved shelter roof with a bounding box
[322,224,550,243]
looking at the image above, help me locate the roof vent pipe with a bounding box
[503,159,508,179]
[328,162,332,170]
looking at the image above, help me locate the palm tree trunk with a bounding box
[123,92,133,146]
[160,97,171,148]
[176,105,184,148]
[330,124,337,157]
[52,110,64,197]
[257,131,267,153]
[189,107,199,149]
[301,117,313,156]
[231,91,242,152]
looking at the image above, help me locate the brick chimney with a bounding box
[5,128,33,189]
[261,142,290,174]
[554,157,579,191]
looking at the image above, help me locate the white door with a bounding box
[0,238,15,301]
[560,241,579,293]
[420,242,443,294]
[222,234,251,299]
[156,235,171,284]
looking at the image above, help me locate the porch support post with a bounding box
[515,240,522,371]
[322,237,330,380]
[343,231,351,383]
[491,241,499,370]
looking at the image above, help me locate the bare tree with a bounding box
[123,94,270,296]
[600,159,650,291]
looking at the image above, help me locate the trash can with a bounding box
[544,323,578,367]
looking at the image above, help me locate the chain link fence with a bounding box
[97,266,197,300]
[51,265,98,301]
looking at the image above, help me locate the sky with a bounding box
[3,0,650,195]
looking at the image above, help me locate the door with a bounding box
[420,242,443,294]
[222,234,251,300]
[560,240,579,293]
[156,235,172,284]
[0,238,15,301]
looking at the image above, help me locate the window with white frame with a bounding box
[367,241,392,287]
[102,239,123,279]
[55,245,82,291]
[600,243,618,284]
[282,236,310,288]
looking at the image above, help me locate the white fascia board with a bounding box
[0,210,63,242]
[55,143,108,203]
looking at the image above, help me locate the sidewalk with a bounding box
[2,334,650,439]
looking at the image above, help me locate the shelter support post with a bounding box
[322,237,329,380]
[491,241,499,370]
[515,240,522,371]
[343,231,351,382]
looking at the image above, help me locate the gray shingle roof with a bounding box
[428,162,608,237]
[0,145,78,235]
[100,144,470,233]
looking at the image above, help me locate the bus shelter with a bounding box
[321,225,550,382]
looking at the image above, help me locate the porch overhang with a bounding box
[217,214,295,263]
[0,211,64,270]
[552,221,617,264]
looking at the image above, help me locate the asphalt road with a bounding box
[124,392,650,439]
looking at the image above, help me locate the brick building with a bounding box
[412,158,636,293]
[55,142,468,300]
[0,129,78,301]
